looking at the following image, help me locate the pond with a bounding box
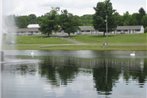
[2,50,147,98]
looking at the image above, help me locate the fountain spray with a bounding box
[0,0,3,62]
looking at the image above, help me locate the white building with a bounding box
[78,26,96,35]
[17,24,41,35]
[27,24,40,29]
[116,26,144,34]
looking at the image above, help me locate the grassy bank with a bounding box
[72,33,147,44]
[14,33,147,50]
[17,36,71,44]
[16,44,146,51]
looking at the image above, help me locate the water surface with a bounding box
[2,50,147,98]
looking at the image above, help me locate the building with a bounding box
[17,28,41,35]
[17,24,41,35]
[78,26,96,35]
[116,26,144,34]
[27,24,40,28]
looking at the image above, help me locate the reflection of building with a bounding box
[40,56,145,72]
[16,24,41,35]
[116,26,144,34]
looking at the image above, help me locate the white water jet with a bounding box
[0,1,2,98]
[0,0,2,50]
[4,15,16,50]
[0,0,3,62]
[0,0,17,62]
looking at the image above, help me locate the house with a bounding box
[17,24,41,35]
[116,26,144,34]
[17,28,41,35]
[78,26,96,35]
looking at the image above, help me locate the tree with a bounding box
[15,14,38,28]
[39,9,59,37]
[28,14,37,24]
[113,12,123,26]
[130,13,139,25]
[139,7,146,25]
[59,10,79,37]
[80,14,93,26]
[122,11,132,25]
[139,7,146,17]
[93,0,116,36]
[142,15,147,27]
[15,16,29,28]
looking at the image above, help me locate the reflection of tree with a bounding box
[15,64,36,75]
[93,60,121,95]
[39,56,78,86]
[123,59,147,87]
[39,56,59,86]
[16,65,28,75]
[57,65,78,85]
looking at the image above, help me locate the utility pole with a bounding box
[106,15,108,36]
[103,15,108,47]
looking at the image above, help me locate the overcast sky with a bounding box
[3,0,147,16]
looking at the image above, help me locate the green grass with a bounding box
[16,36,71,44]
[16,44,147,51]
[11,33,147,50]
[72,33,147,44]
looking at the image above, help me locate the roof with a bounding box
[79,26,95,31]
[17,28,39,32]
[27,24,40,28]
[116,26,143,30]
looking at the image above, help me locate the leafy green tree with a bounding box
[113,12,123,26]
[59,10,79,37]
[139,7,146,17]
[15,14,38,28]
[15,16,29,28]
[141,15,147,27]
[139,7,146,25]
[80,14,93,26]
[130,13,139,25]
[28,14,37,24]
[39,9,59,37]
[122,11,132,25]
[93,0,116,36]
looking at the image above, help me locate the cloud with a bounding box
[41,0,97,10]
[112,0,146,14]
[3,0,147,16]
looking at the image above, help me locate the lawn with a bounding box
[16,36,71,44]
[72,33,147,44]
[13,33,147,50]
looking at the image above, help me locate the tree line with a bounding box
[14,0,147,37]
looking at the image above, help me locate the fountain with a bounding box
[0,0,3,62]
[0,0,17,63]
[0,1,39,64]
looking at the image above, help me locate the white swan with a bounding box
[30,51,34,57]
[130,51,135,56]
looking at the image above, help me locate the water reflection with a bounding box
[39,56,78,86]
[93,61,121,95]
[38,56,147,93]
[3,57,147,86]
[2,51,147,98]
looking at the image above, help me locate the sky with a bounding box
[3,0,147,16]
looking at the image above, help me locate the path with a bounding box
[62,38,85,44]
